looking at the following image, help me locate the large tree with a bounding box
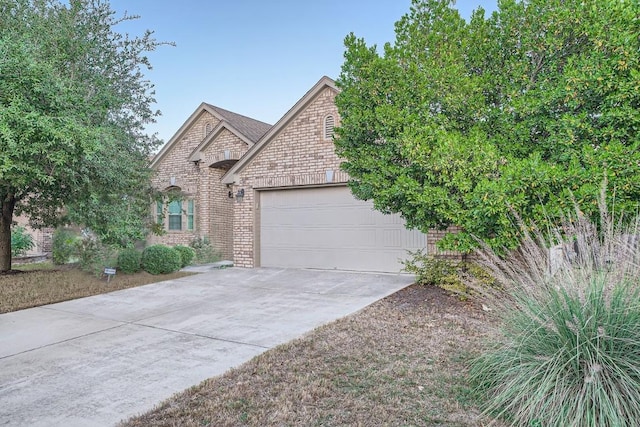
[0,0,167,270]
[335,0,640,252]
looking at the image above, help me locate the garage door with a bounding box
[259,186,426,272]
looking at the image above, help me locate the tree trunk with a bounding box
[0,193,16,272]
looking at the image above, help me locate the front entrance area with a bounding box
[259,186,426,272]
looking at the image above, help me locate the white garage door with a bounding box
[259,186,426,272]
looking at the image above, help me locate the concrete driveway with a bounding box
[0,267,413,426]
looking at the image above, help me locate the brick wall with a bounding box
[150,112,250,259]
[201,129,251,259]
[150,111,217,247]
[426,226,465,260]
[13,214,53,256]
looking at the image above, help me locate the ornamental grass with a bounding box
[471,200,640,427]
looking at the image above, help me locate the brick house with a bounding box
[13,214,53,257]
[150,76,442,272]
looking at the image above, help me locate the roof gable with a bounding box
[221,76,338,184]
[150,103,271,169]
[188,120,255,163]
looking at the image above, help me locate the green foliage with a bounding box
[0,0,171,270]
[141,244,181,275]
[402,250,495,299]
[51,228,79,265]
[189,236,221,265]
[117,248,142,274]
[10,225,34,257]
[75,236,118,278]
[336,0,640,253]
[173,245,195,268]
[471,203,640,426]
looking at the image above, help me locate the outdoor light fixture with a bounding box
[228,190,234,199]
[235,188,245,203]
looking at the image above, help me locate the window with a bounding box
[168,200,182,230]
[156,199,195,232]
[187,200,194,231]
[323,115,335,140]
[204,122,213,137]
[156,201,163,225]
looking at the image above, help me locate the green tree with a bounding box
[335,0,640,252]
[0,0,169,271]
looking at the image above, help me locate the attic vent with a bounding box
[323,115,335,140]
[204,122,213,137]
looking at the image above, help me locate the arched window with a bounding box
[204,122,213,137]
[323,115,335,140]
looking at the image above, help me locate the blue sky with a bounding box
[108,1,498,143]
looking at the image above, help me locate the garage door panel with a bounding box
[260,187,426,272]
[263,248,401,271]
[262,227,378,248]
[263,226,414,250]
[264,206,377,226]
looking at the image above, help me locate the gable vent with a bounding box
[323,115,335,140]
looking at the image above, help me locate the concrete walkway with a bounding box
[0,267,413,426]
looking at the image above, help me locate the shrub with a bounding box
[11,226,34,257]
[117,248,142,274]
[141,244,181,275]
[189,236,221,264]
[470,202,640,426]
[75,236,118,278]
[173,245,195,268]
[402,250,495,299]
[52,228,78,264]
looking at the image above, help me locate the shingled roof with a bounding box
[205,103,272,143]
[150,103,273,169]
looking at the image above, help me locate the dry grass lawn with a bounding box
[2,261,503,425]
[0,262,194,314]
[122,285,502,427]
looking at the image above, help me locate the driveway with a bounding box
[0,267,413,426]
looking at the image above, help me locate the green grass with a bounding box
[14,261,58,271]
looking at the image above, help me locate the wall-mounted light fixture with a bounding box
[228,190,234,199]
[235,188,245,203]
